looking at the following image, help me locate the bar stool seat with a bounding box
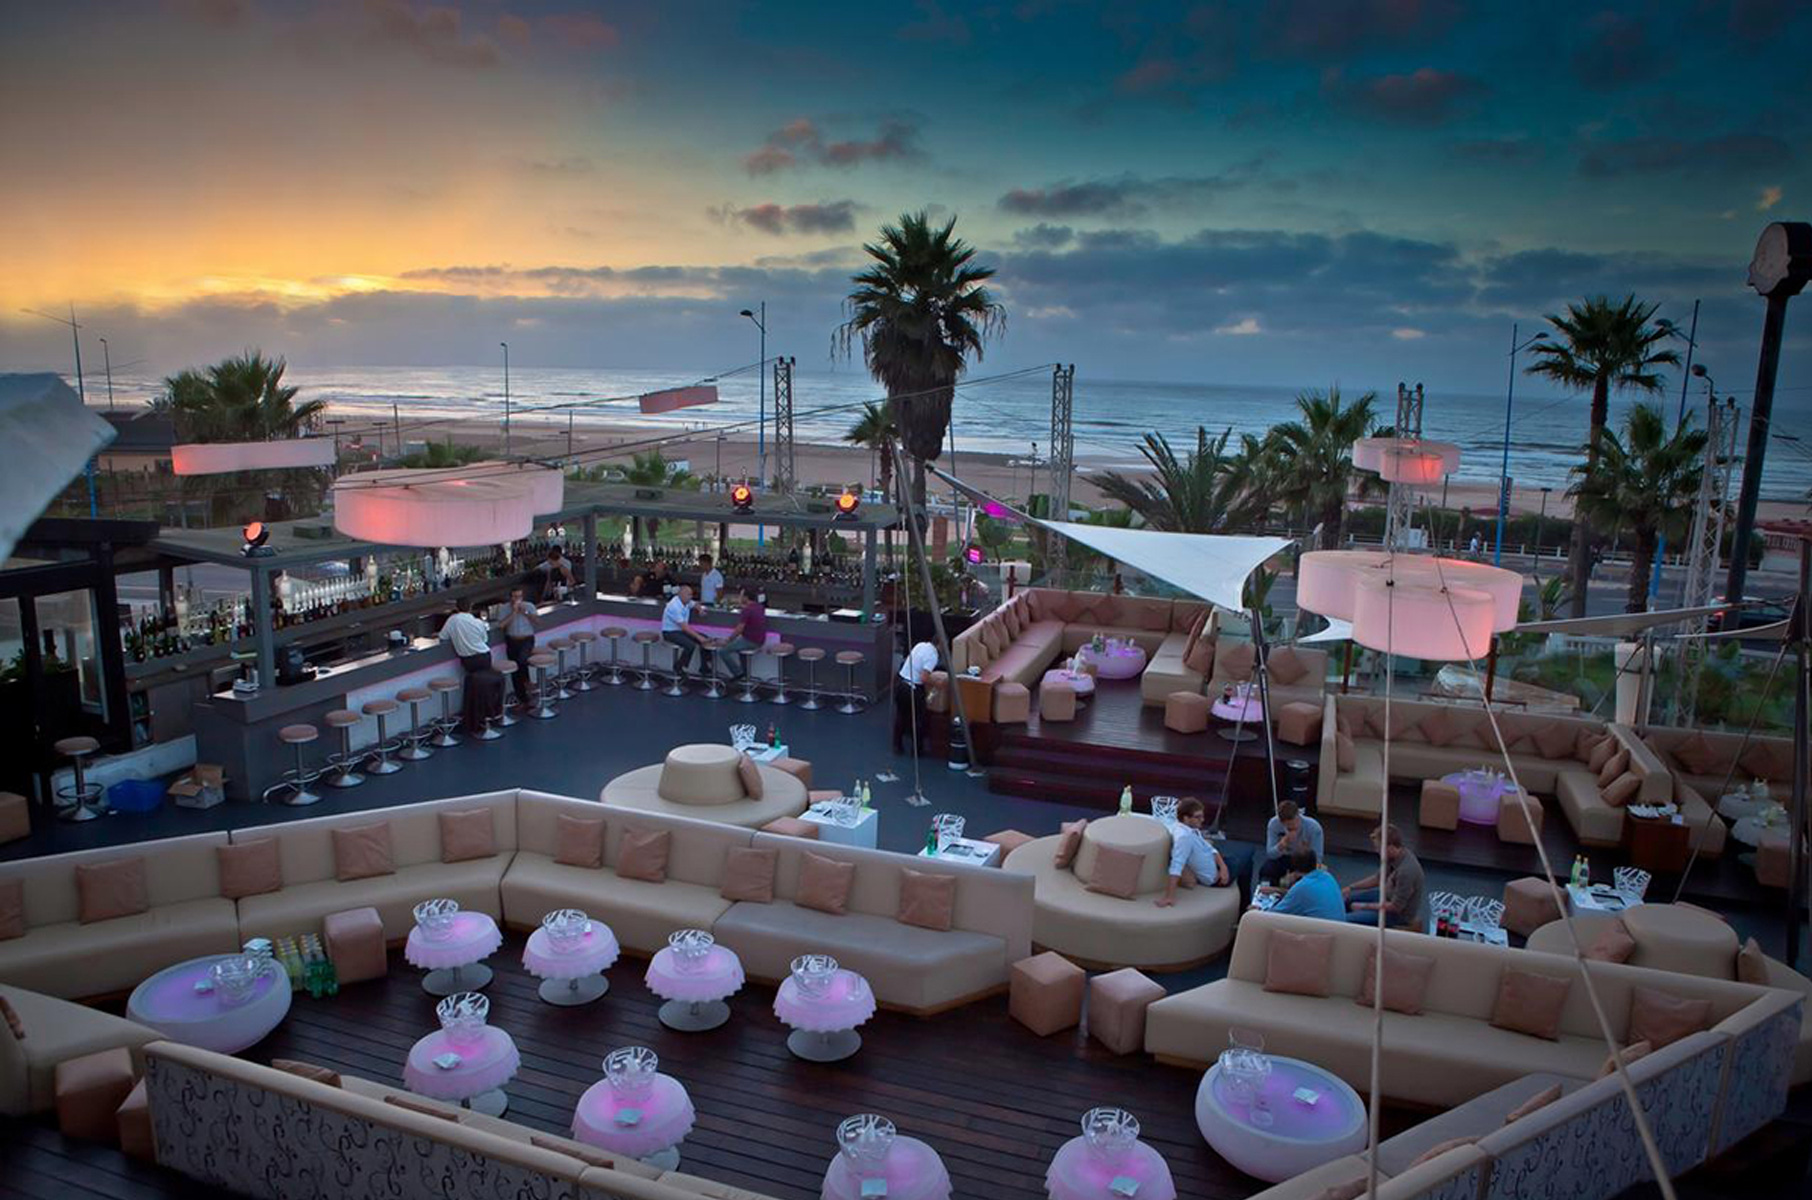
[834,650,867,714]
[527,651,559,719]
[699,637,727,699]
[766,642,795,705]
[395,687,435,761]
[427,677,462,747]
[53,736,104,823]
[795,646,827,710]
[600,626,629,685]
[361,699,403,774]
[735,648,761,703]
[264,723,322,806]
[494,660,520,726]
[323,708,365,788]
[569,630,598,692]
[547,637,576,700]
[631,630,661,691]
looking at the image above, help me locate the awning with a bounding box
[0,373,116,562]
[1511,603,1740,638]
[1299,617,1354,644]
[1035,519,1294,613]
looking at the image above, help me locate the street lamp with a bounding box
[1657,304,1701,428]
[1535,486,1552,576]
[1494,324,1547,566]
[500,342,511,457]
[98,336,115,412]
[739,303,767,548]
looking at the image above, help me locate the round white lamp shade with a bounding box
[1350,576,1496,660]
[474,461,564,516]
[1298,550,1521,632]
[172,438,337,476]
[332,474,537,546]
[1352,437,1462,486]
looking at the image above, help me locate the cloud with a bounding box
[1333,67,1486,125]
[1255,0,1461,62]
[821,120,922,167]
[1451,137,1541,164]
[897,0,970,45]
[1573,11,1664,90]
[365,0,501,68]
[1721,0,1799,42]
[541,13,620,51]
[724,200,860,236]
[741,118,922,174]
[998,166,1266,218]
[1578,133,1793,177]
[1216,317,1262,335]
[1758,184,1783,210]
[1391,328,1426,340]
[517,155,595,176]
[1013,224,1075,249]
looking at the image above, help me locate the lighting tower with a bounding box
[773,355,795,497]
[1385,383,1424,548]
[1048,364,1075,577]
[1673,393,1743,725]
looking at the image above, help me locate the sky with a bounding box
[3,0,1810,397]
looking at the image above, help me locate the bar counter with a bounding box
[191,594,893,802]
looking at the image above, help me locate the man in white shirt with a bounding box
[439,598,498,734]
[661,585,706,673]
[697,554,724,605]
[1156,797,1231,907]
[893,639,939,755]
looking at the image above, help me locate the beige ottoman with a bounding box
[761,816,820,840]
[984,829,1036,859]
[1087,968,1166,1055]
[1010,951,1085,1036]
[1275,701,1323,747]
[1620,903,1740,978]
[56,1046,136,1144]
[116,1078,154,1162]
[1419,779,1460,831]
[1041,682,1077,723]
[0,791,27,844]
[771,757,812,787]
[324,905,387,984]
[1164,691,1210,734]
[995,682,1031,725]
[1503,876,1564,937]
[1757,833,1790,889]
[1496,789,1542,845]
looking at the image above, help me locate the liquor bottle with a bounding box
[924,823,939,856]
[1119,785,1133,815]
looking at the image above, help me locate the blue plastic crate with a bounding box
[107,778,167,813]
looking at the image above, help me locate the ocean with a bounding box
[97,364,1812,499]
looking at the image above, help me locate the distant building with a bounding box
[96,409,176,475]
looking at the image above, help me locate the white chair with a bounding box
[1463,896,1506,931]
[931,813,966,848]
[728,724,759,753]
[1613,867,1651,902]
[1149,796,1181,828]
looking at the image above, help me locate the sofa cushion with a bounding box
[439,809,496,863]
[797,851,855,915]
[1586,734,1616,773]
[1356,945,1435,1015]
[1185,636,1215,675]
[331,823,394,882]
[216,840,281,901]
[898,869,957,931]
[554,814,605,868]
[1740,740,1793,780]
[720,847,777,903]
[1268,646,1309,685]
[0,897,242,1001]
[1335,731,1356,772]
[1672,732,1725,776]
[1602,771,1640,807]
[0,881,23,941]
[238,857,506,943]
[1587,919,1635,963]
[1218,642,1256,681]
[1628,986,1712,1049]
[736,754,763,800]
[1418,707,1464,747]
[1410,1136,1477,1169]
[76,858,147,924]
[1505,1082,1563,1123]
[617,829,670,883]
[1265,929,1333,997]
[271,1059,341,1087]
[1083,846,1143,900]
[1597,1039,1651,1078]
[1491,967,1571,1040]
[1054,819,1087,869]
[1597,748,1630,787]
[500,852,730,955]
[1534,722,1577,759]
[0,994,21,1040]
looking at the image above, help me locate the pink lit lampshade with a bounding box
[472,461,565,516]
[1350,575,1496,660]
[1351,437,1461,486]
[1298,550,1521,632]
[332,471,538,547]
[172,438,338,476]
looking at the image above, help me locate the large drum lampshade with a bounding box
[1350,576,1496,661]
[1299,550,1522,632]
[1352,437,1461,486]
[333,473,538,546]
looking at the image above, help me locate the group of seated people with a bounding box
[1156,799,1427,929]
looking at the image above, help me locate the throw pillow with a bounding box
[719,847,778,903]
[1585,918,1636,963]
[1672,731,1725,776]
[1139,604,1171,632]
[1268,646,1308,685]
[1053,819,1088,869]
[1184,636,1216,675]
[1586,734,1617,773]
[1003,603,1021,639]
[76,857,148,924]
[1366,705,1418,741]
[438,808,496,863]
[1354,945,1436,1015]
[1597,1040,1652,1079]
[1219,642,1257,681]
[1083,845,1144,900]
[1736,937,1770,985]
[1419,707,1461,747]
[1597,748,1630,788]
[1335,731,1356,772]
[1504,1082,1563,1124]
[1490,968,1572,1040]
[553,813,605,868]
[1409,1136,1478,1169]
[1627,985,1713,1049]
[0,995,22,1041]
[797,851,856,915]
[736,753,764,799]
[1740,740,1792,781]
[271,1059,342,1087]
[383,1094,461,1122]
[1182,610,1209,660]
[1601,772,1641,808]
[897,868,958,930]
[0,879,25,941]
[1533,722,1578,760]
[332,823,394,882]
[615,829,671,882]
[530,1134,616,1169]
[1263,929,1335,997]
[216,839,282,900]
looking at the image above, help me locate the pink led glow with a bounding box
[1352,437,1461,486]
[172,438,337,476]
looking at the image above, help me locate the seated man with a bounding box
[1258,799,1324,887]
[1156,797,1231,907]
[1261,848,1346,921]
[660,584,707,673]
[1343,823,1425,929]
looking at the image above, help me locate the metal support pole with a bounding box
[1726,293,1787,606]
[249,566,275,690]
[501,342,512,457]
[773,356,796,501]
[582,513,598,600]
[860,528,876,622]
[1048,364,1074,580]
[1788,539,1810,969]
[1494,326,1518,566]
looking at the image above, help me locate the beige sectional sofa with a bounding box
[1315,693,1725,855]
[0,982,158,1115]
[1204,642,1331,708]
[1639,724,1795,821]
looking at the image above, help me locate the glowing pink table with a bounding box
[405,911,502,996]
[1443,769,1511,827]
[822,1136,952,1200]
[775,969,875,1062]
[403,1025,520,1117]
[1195,1055,1365,1182]
[126,955,290,1054]
[1045,1136,1176,1200]
[645,944,745,1031]
[1042,668,1096,698]
[522,922,620,1006]
[572,1073,696,1171]
[1211,685,1266,742]
[1077,642,1146,680]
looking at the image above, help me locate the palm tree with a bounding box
[1264,387,1383,549]
[834,211,1005,506]
[1568,402,1705,613]
[615,450,696,544]
[1093,426,1270,533]
[843,402,896,498]
[1526,295,1679,616]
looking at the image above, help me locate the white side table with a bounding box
[919,837,999,867]
[801,803,879,848]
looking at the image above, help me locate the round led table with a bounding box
[522,921,620,1006]
[572,1072,696,1172]
[645,943,745,1031]
[1194,1055,1365,1183]
[1442,769,1511,827]
[126,955,291,1054]
[403,1024,520,1117]
[775,968,874,1062]
[1045,1136,1176,1200]
[1077,642,1147,680]
[1211,684,1265,742]
[1041,668,1096,699]
[822,1135,952,1200]
[405,911,502,996]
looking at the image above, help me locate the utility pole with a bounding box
[1385,383,1423,548]
[99,336,115,412]
[773,355,795,498]
[1672,395,1740,725]
[1048,364,1074,577]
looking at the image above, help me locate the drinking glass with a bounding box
[791,953,838,994]
[836,1114,897,1175]
[668,929,714,972]
[210,955,262,1006]
[542,908,589,951]
[414,898,460,942]
[436,992,489,1048]
[1080,1107,1140,1163]
[604,1046,658,1099]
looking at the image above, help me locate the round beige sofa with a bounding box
[600,744,807,829]
[1002,813,1240,970]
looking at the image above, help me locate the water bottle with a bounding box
[1119,785,1133,815]
[924,824,939,856]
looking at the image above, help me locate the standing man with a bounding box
[661,584,707,674]
[717,583,767,680]
[439,597,497,735]
[697,554,724,605]
[1258,800,1325,887]
[1344,823,1426,928]
[893,637,939,756]
[498,586,537,705]
[537,545,576,602]
[1156,797,1232,907]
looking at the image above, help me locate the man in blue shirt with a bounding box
[1156,797,1231,907]
[1266,849,1346,921]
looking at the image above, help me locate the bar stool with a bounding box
[631,631,661,690]
[570,630,599,692]
[795,647,827,710]
[495,661,521,726]
[263,724,322,806]
[472,673,504,741]
[662,639,689,698]
[322,709,365,788]
[360,699,404,774]
[735,648,762,703]
[834,650,868,714]
[53,736,105,822]
[548,637,576,700]
[528,651,560,719]
[428,677,462,747]
[395,687,436,760]
[600,626,629,685]
[766,643,795,705]
[699,639,727,699]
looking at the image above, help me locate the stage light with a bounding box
[833,488,860,519]
[964,544,985,565]
[730,483,755,513]
[241,521,273,557]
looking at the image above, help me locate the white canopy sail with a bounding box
[1034,519,1294,613]
[0,373,116,562]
